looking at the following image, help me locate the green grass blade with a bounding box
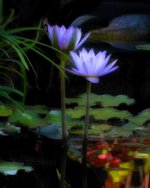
[0,86,24,96]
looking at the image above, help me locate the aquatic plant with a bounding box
[46,22,90,188]
[47,25,90,54]
[47,24,90,140]
[68,48,118,140]
[67,48,118,188]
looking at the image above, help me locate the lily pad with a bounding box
[66,107,85,119]
[91,107,132,120]
[66,93,135,107]
[89,124,112,134]
[0,162,33,175]
[9,109,47,128]
[69,124,112,135]
[104,127,133,138]
[45,110,62,125]
[67,106,132,121]
[45,110,77,127]
[128,110,150,126]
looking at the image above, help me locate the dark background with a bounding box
[3,0,150,113]
[1,1,150,188]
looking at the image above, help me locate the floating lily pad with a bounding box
[69,124,112,135]
[91,107,132,120]
[89,124,112,134]
[67,106,132,121]
[128,110,150,126]
[104,127,133,138]
[0,162,33,175]
[9,109,47,128]
[66,93,135,107]
[45,110,62,125]
[66,107,85,119]
[45,110,77,127]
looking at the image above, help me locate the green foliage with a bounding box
[91,107,132,120]
[45,110,83,127]
[69,124,112,135]
[136,44,150,50]
[45,110,62,125]
[66,107,85,118]
[9,109,47,128]
[25,105,49,115]
[67,106,132,120]
[0,162,32,175]
[0,0,64,107]
[66,93,150,139]
[103,127,133,138]
[66,93,135,107]
[128,110,150,126]
[0,105,12,116]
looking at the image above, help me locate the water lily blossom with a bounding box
[68,48,118,83]
[47,25,90,53]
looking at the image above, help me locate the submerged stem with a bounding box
[82,80,91,188]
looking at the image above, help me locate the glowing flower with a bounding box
[68,48,118,83]
[47,25,90,52]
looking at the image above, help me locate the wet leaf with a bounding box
[89,14,150,50]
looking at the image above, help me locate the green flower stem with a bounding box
[59,59,67,188]
[82,80,91,188]
[60,59,67,141]
[84,80,91,141]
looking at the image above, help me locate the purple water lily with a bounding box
[68,48,118,83]
[47,25,90,52]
